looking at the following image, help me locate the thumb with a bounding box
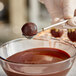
[51,18,65,29]
[63,0,75,19]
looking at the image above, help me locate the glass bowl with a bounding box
[0,38,76,76]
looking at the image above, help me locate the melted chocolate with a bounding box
[4,48,70,76]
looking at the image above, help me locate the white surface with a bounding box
[0,59,76,76]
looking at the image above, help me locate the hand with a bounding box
[40,0,76,27]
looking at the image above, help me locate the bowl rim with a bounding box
[0,38,76,66]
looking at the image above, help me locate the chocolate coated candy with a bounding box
[67,29,76,42]
[50,28,63,38]
[22,22,37,36]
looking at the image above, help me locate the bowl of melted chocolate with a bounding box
[0,38,76,76]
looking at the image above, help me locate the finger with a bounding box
[43,0,63,19]
[39,0,44,4]
[74,10,76,16]
[63,0,75,19]
[67,17,76,26]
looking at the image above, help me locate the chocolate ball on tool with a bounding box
[21,22,37,39]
